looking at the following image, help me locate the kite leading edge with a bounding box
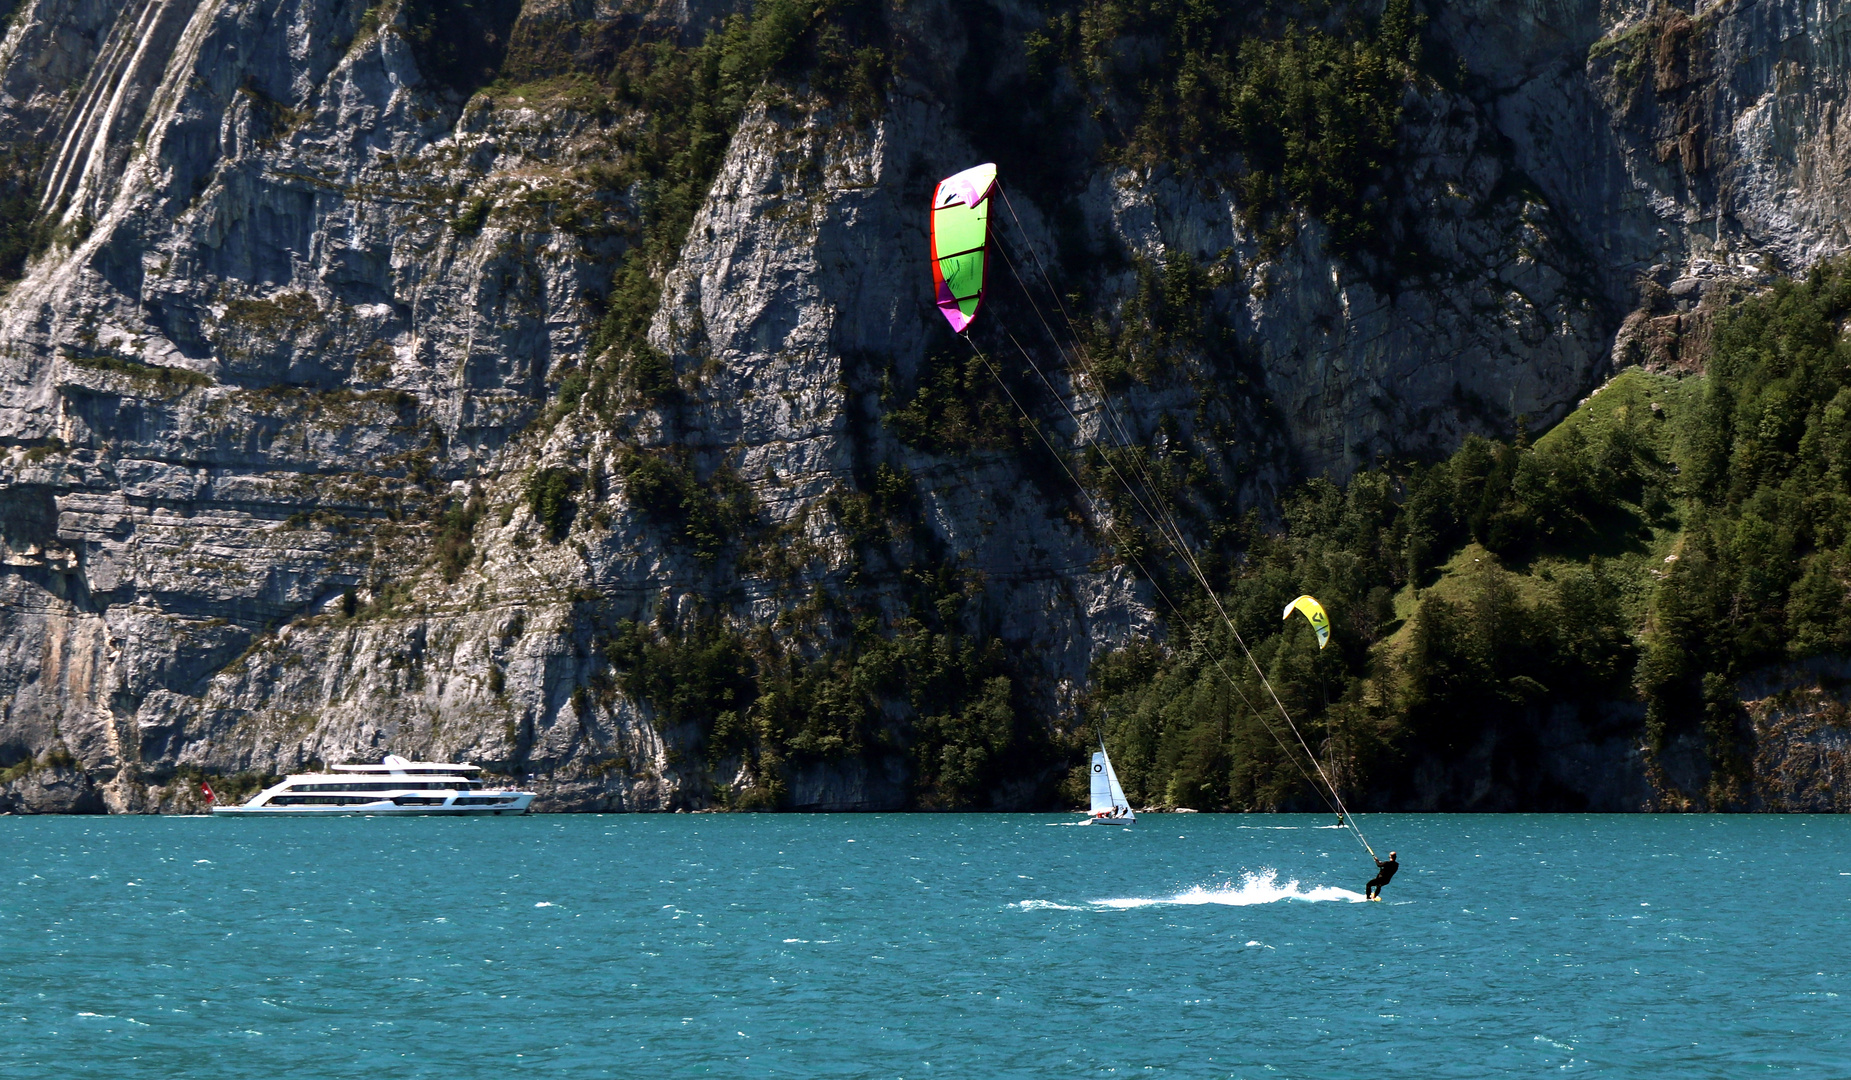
[929,163,998,333]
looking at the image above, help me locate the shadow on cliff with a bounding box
[403,0,526,99]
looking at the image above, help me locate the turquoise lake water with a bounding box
[1,813,1846,1077]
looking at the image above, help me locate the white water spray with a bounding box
[1093,868,1367,908]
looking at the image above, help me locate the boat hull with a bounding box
[1078,816,1134,826]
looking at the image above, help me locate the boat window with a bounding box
[268,795,386,806]
[290,782,465,792]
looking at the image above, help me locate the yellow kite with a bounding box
[1282,595,1330,649]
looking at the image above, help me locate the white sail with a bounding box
[1090,751,1113,815]
[1103,748,1133,822]
[1086,745,1134,823]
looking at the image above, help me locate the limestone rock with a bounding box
[0,0,1844,811]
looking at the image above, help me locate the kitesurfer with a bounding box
[1364,851,1398,900]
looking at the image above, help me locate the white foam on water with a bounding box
[1012,899,1086,911]
[1093,868,1367,909]
[534,902,555,908]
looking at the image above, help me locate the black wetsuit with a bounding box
[1365,856,1398,898]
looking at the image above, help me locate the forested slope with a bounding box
[1094,262,1851,812]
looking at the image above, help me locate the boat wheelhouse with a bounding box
[211,755,535,815]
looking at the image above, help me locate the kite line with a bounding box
[959,332,1353,833]
[927,162,1379,862]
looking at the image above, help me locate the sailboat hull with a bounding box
[1077,816,1134,826]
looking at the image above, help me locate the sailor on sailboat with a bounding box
[1081,740,1134,825]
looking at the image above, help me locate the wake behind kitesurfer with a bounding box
[1365,851,1398,900]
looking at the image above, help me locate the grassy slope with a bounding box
[1381,368,1701,659]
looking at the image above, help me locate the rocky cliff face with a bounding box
[0,0,1844,812]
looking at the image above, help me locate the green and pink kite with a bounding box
[928,163,997,333]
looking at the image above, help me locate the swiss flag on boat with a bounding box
[200,780,216,804]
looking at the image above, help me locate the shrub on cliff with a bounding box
[1063,0,1423,254]
[525,466,578,541]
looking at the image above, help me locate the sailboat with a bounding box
[1081,740,1135,825]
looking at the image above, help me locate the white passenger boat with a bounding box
[210,755,535,815]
